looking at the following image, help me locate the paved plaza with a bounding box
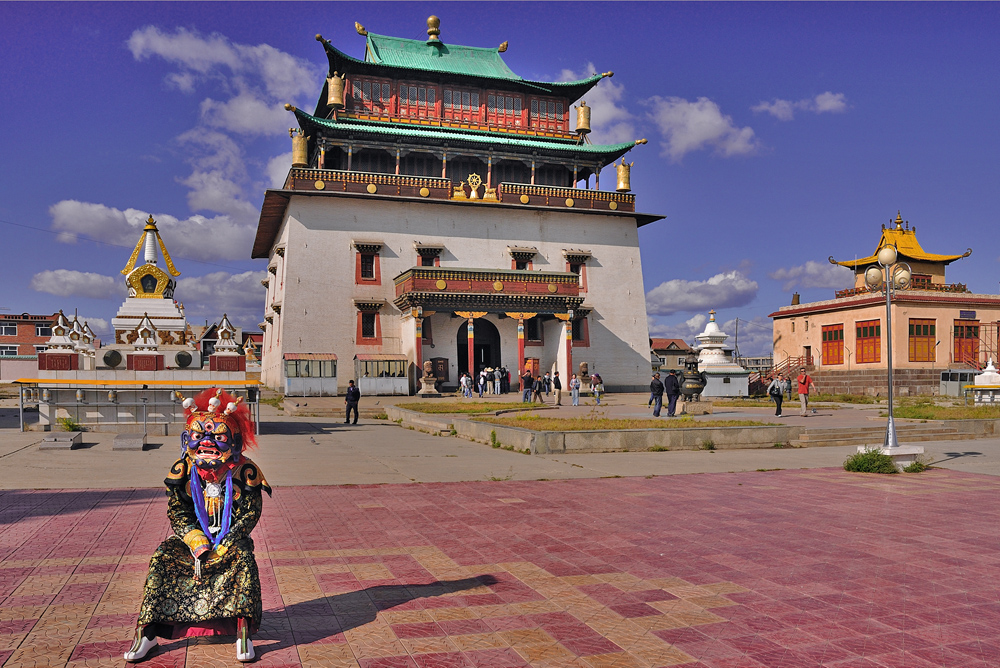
[2,399,1000,666]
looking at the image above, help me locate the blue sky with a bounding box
[3,2,1000,355]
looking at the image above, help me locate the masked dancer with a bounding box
[125,388,270,662]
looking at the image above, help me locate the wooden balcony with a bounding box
[283,168,636,213]
[393,266,583,313]
[497,182,635,212]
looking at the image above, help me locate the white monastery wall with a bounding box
[262,195,652,392]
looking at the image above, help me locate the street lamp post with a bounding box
[864,244,911,450]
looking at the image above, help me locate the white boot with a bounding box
[236,636,255,662]
[123,635,157,662]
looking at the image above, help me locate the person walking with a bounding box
[650,373,664,417]
[543,372,552,396]
[664,369,681,417]
[521,368,533,402]
[552,371,563,405]
[532,375,545,403]
[570,374,581,406]
[344,380,361,424]
[796,367,817,416]
[768,374,786,417]
[591,373,604,406]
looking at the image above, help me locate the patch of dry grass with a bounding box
[888,404,1000,420]
[475,415,779,431]
[405,401,532,414]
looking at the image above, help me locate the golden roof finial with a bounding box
[498,41,508,52]
[354,22,368,36]
[143,214,157,231]
[427,15,440,41]
[895,211,903,228]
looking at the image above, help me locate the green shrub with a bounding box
[699,440,715,451]
[903,457,930,473]
[844,448,898,474]
[57,417,83,432]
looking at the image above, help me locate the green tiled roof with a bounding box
[366,33,521,80]
[291,107,641,162]
[317,36,606,97]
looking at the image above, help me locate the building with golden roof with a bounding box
[769,213,998,395]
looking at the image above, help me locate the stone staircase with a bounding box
[797,422,969,448]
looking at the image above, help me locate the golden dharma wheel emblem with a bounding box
[436,279,447,290]
[493,281,503,291]
[419,187,430,197]
[519,194,530,204]
[314,180,326,190]
[548,283,558,293]
[366,183,377,194]
[609,201,618,210]
[565,198,574,207]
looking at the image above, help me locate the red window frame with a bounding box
[567,261,588,293]
[821,324,844,365]
[355,252,381,285]
[443,88,481,123]
[571,317,590,348]
[530,97,567,132]
[398,82,437,119]
[524,316,544,346]
[856,319,881,364]
[487,91,524,128]
[356,311,382,346]
[350,77,392,116]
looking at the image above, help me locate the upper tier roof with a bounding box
[316,32,608,100]
[832,213,972,269]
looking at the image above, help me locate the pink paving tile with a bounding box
[411,652,474,668]
[608,601,661,618]
[358,658,419,668]
[461,648,530,667]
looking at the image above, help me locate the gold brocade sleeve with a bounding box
[217,485,264,552]
[182,529,211,557]
[165,481,201,540]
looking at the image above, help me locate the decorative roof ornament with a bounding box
[47,311,75,351]
[121,216,180,278]
[134,313,159,352]
[69,315,86,351]
[354,22,368,36]
[498,41,508,53]
[828,212,973,269]
[82,322,97,356]
[214,313,240,354]
[426,15,441,42]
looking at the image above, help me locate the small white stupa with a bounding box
[695,310,749,397]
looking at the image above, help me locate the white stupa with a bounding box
[695,310,749,397]
[111,215,189,347]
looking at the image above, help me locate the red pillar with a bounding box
[565,317,574,379]
[517,317,525,389]
[467,317,475,376]
[414,315,423,375]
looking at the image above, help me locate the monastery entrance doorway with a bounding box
[456,318,501,375]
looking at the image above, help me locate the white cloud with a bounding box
[266,152,293,188]
[127,26,318,101]
[646,96,759,161]
[769,261,854,291]
[49,200,256,262]
[80,317,111,334]
[559,64,635,144]
[29,270,125,300]
[199,92,290,137]
[645,271,759,316]
[752,92,848,121]
[176,271,266,329]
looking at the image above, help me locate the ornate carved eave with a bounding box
[562,249,592,264]
[261,278,270,288]
[394,291,583,314]
[352,240,384,254]
[274,245,286,257]
[507,246,538,262]
[258,322,267,331]
[414,242,444,258]
[353,299,387,312]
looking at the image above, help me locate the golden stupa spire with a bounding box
[121,215,181,277]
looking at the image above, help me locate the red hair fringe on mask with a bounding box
[185,388,257,449]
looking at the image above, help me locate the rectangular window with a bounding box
[821,324,844,365]
[571,317,589,347]
[525,317,542,343]
[908,318,936,362]
[531,97,569,132]
[420,255,436,267]
[486,91,523,128]
[36,324,52,337]
[0,345,17,356]
[361,313,376,339]
[954,320,980,367]
[399,83,436,117]
[856,319,881,364]
[34,345,48,354]
[0,324,15,336]
[360,254,375,279]
[350,77,392,115]
[515,260,528,271]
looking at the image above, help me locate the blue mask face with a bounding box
[181,415,242,470]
